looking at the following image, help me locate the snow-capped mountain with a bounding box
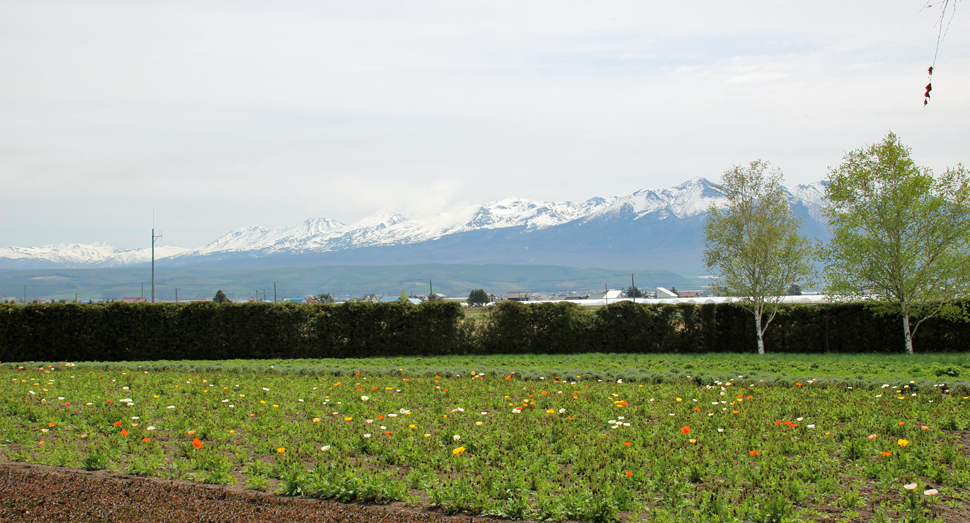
[0,242,191,268]
[0,178,829,271]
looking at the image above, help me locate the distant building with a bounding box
[655,287,678,299]
[507,292,531,302]
[121,297,147,303]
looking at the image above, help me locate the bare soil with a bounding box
[0,462,498,523]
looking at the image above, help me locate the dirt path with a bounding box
[0,462,494,523]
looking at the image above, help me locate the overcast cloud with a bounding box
[1,0,967,249]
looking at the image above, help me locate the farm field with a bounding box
[2,354,970,522]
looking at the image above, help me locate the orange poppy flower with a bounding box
[749,450,759,456]
[142,438,151,443]
[625,471,633,477]
[113,421,122,427]
[881,451,892,457]
[680,426,690,434]
[623,441,631,446]
[192,438,203,449]
[48,422,56,427]
[121,429,128,437]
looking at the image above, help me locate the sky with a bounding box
[1,0,968,250]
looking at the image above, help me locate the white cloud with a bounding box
[1,0,968,248]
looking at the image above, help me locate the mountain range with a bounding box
[0,177,828,273]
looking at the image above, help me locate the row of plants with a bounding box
[1,360,968,522]
[3,300,970,363]
[8,352,968,393]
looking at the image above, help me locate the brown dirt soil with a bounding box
[0,462,504,523]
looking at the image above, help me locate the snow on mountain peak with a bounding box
[2,177,830,266]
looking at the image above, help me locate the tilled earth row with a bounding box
[0,463,498,523]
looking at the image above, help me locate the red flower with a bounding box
[625,471,633,477]
[680,426,691,435]
[749,450,759,456]
[121,429,128,437]
[192,438,203,449]
[113,421,122,427]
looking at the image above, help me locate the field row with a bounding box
[1,358,969,522]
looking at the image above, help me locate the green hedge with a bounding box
[0,301,464,362]
[0,300,967,362]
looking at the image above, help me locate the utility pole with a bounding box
[141,282,144,298]
[75,293,78,303]
[151,227,162,304]
[631,273,636,303]
[23,284,27,305]
[429,278,433,299]
[274,282,277,304]
[175,288,179,304]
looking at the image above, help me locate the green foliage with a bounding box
[212,290,229,304]
[467,289,490,307]
[822,132,970,354]
[313,293,335,304]
[2,363,968,521]
[5,299,970,362]
[482,301,595,354]
[703,160,816,354]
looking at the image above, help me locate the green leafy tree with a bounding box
[213,289,229,304]
[425,293,443,302]
[703,160,816,354]
[314,293,335,304]
[467,289,490,307]
[624,286,644,298]
[399,290,409,302]
[821,133,970,354]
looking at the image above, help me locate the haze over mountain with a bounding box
[1,178,828,273]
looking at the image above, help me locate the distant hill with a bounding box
[0,177,828,273]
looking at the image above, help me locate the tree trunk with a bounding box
[755,311,765,355]
[902,314,914,355]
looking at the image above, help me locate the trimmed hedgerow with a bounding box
[0,299,968,363]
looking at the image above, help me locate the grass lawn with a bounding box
[2,354,969,522]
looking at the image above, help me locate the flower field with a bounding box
[2,356,970,522]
